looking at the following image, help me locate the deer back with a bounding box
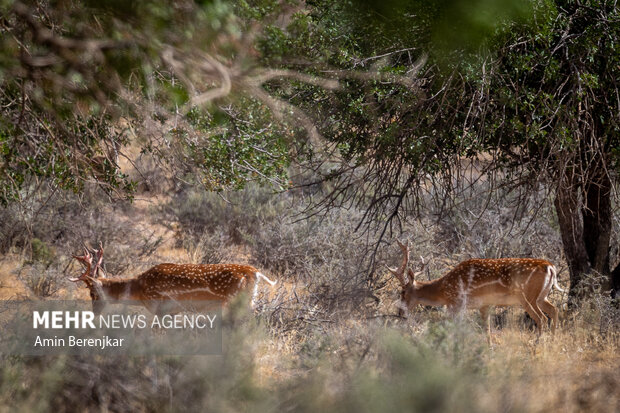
[135,263,259,302]
[437,258,554,307]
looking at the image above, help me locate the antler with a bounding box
[73,246,92,266]
[93,242,105,277]
[69,242,105,283]
[407,256,427,282]
[69,247,94,283]
[387,239,411,286]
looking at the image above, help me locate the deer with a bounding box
[388,240,564,336]
[69,244,277,315]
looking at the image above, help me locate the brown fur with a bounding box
[390,241,563,335]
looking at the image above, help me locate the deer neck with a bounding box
[413,279,450,306]
[99,278,141,301]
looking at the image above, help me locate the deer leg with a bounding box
[518,294,546,335]
[479,306,491,337]
[251,281,259,309]
[537,299,559,333]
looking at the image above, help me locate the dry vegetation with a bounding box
[0,168,618,412]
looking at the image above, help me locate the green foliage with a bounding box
[476,0,620,172]
[248,1,538,182]
[0,0,568,205]
[29,238,55,265]
[0,0,293,202]
[278,325,499,413]
[261,0,620,253]
[183,99,290,191]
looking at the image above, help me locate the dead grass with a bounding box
[0,257,25,300]
[263,315,618,412]
[480,327,619,412]
[0,182,618,412]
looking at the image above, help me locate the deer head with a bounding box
[387,239,427,317]
[69,243,107,313]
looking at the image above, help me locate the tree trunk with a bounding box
[582,162,612,276]
[554,171,591,306]
[611,264,620,300]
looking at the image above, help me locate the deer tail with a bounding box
[256,272,277,286]
[548,265,564,292]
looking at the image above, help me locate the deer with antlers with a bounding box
[388,240,564,335]
[69,244,277,314]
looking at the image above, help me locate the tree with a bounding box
[0,0,304,202]
[280,0,620,302]
[0,0,421,202]
[482,0,620,302]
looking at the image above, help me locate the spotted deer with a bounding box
[388,240,564,335]
[69,245,276,314]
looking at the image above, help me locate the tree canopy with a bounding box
[294,0,620,300]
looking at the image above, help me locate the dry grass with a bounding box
[0,257,23,300]
[249,314,618,413]
[480,328,619,412]
[0,183,618,412]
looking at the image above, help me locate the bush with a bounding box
[572,272,620,335]
[183,229,232,264]
[0,184,161,276]
[0,302,270,412]
[249,206,388,316]
[163,184,282,243]
[17,263,63,298]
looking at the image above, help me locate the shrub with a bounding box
[17,263,63,298]
[183,229,232,264]
[0,303,270,412]
[163,184,282,243]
